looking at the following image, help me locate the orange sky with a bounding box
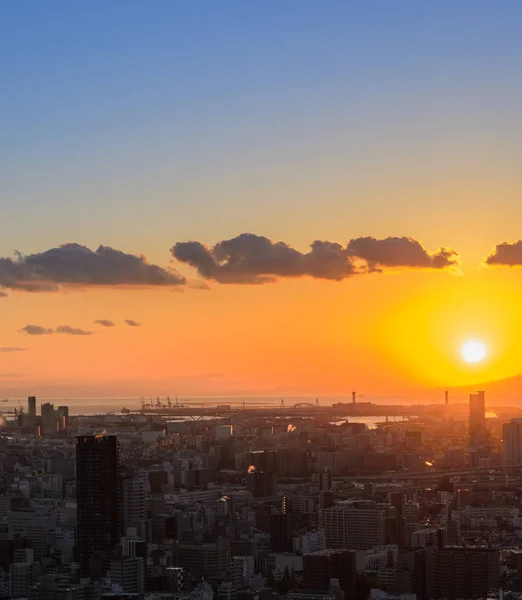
[4,2,522,398]
[2,256,522,398]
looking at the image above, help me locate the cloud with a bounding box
[0,347,26,353]
[346,236,458,272]
[0,291,7,298]
[124,319,141,327]
[95,319,115,328]
[0,243,186,293]
[171,233,458,284]
[56,325,93,336]
[20,325,54,335]
[485,241,522,266]
[20,324,92,336]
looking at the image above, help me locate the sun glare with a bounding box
[460,340,488,364]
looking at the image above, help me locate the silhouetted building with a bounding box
[27,397,36,418]
[433,547,499,600]
[303,549,356,599]
[41,403,57,436]
[77,435,123,576]
[270,514,293,552]
[247,471,277,497]
[503,418,522,465]
[469,391,486,444]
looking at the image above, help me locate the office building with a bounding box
[109,556,145,594]
[76,435,123,576]
[270,513,294,552]
[247,471,277,497]
[10,559,37,599]
[469,391,486,444]
[503,418,522,465]
[303,549,357,599]
[122,468,146,539]
[433,547,499,600]
[322,503,386,549]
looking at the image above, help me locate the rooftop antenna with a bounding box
[280,398,285,409]
[352,391,356,404]
[445,391,449,405]
[315,397,319,407]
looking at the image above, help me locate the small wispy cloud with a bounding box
[94,319,115,328]
[0,347,26,353]
[0,291,7,298]
[124,319,141,327]
[20,325,54,336]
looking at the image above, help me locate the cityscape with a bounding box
[4,2,522,600]
[2,391,522,600]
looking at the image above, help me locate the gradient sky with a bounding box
[2,1,522,398]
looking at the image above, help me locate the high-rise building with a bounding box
[321,503,386,549]
[469,391,486,444]
[76,435,123,576]
[122,468,146,539]
[433,547,499,600]
[503,419,522,466]
[41,403,58,436]
[303,549,357,599]
[27,397,36,418]
[246,471,277,497]
[270,513,294,552]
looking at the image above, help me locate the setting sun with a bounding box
[460,340,488,364]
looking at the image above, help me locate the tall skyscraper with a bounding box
[27,397,36,418]
[503,418,522,465]
[469,391,486,444]
[123,468,147,539]
[76,435,123,576]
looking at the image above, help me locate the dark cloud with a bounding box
[485,241,522,266]
[172,234,458,284]
[20,325,92,336]
[20,325,54,336]
[56,325,92,336]
[94,319,115,328]
[0,243,185,293]
[0,347,26,353]
[124,319,141,327]
[346,236,458,272]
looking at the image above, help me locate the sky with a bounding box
[2,1,522,399]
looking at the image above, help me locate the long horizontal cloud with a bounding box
[0,347,26,353]
[20,324,92,336]
[171,234,458,284]
[485,241,522,266]
[0,243,185,293]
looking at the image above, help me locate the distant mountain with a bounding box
[439,374,522,404]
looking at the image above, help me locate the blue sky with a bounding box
[2,1,522,262]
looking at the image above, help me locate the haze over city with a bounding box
[3,1,522,400]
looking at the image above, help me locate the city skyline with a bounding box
[3,1,522,396]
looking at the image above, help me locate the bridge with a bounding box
[348,463,522,482]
